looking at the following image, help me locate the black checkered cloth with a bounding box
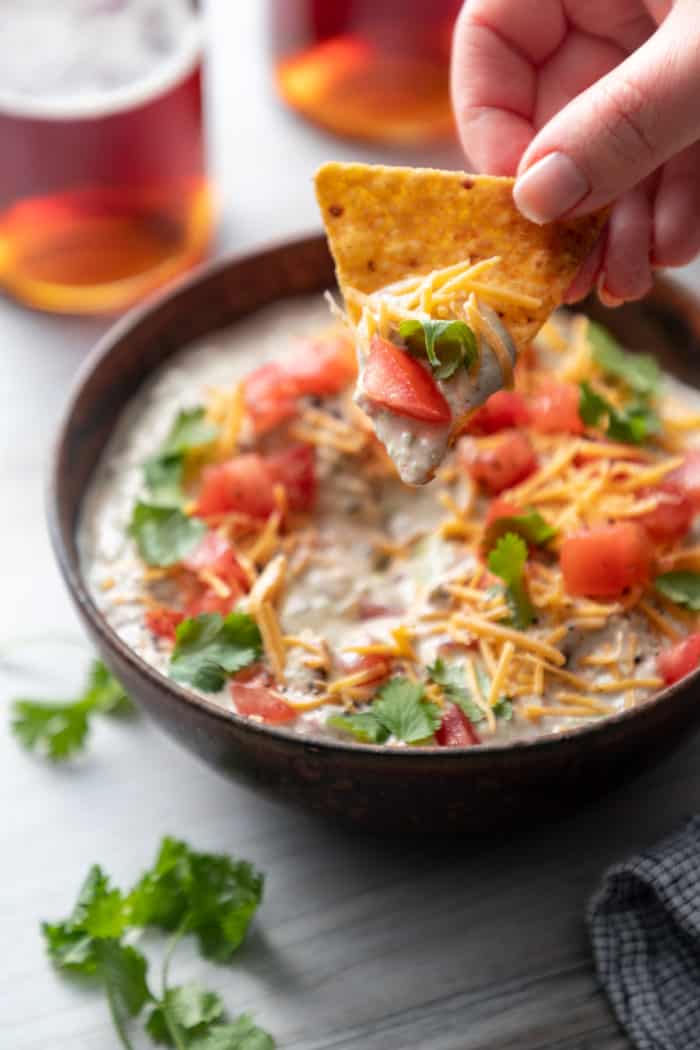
[588,816,700,1050]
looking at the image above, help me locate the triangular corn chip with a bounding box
[315,162,607,352]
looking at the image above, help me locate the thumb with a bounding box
[513,1,700,224]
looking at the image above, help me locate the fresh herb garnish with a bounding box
[427,658,513,722]
[483,508,556,553]
[11,660,135,762]
[579,382,660,445]
[655,571,700,611]
[588,322,661,397]
[129,502,206,567]
[143,407,218,508]
[399,319,478,379]
[328,676,440,744]
[42,838,273,1050]
[487,532,535,630]
[169,613,262,692]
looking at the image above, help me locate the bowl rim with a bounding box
[47,231,700,761]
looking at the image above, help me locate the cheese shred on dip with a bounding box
[79,296,700,748]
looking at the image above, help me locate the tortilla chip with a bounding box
[315,162,608,351]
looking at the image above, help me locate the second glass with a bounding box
[0,0,212,315]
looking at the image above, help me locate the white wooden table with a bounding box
[4,5,700,1047]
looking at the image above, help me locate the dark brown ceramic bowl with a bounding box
[49,234,700,832]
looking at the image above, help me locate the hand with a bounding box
[451,0,700,304]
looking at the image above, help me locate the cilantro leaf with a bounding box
[83,661,134,716]
[588,322,661,397]
[327,677,440,744]
[399,319,478,379]
[483,508,556,554]
[426,658,485,724]
[169,613,262,693]
[129,502,206,568]
[144,455,186,508]
[146,983,225,1045]
[487,533,535,630]
[189,1015,275,1050]
[326,712,390,744]
[371,677,440,743]
[492,696,513,720]
[11,660,135,762]
[98,940,152,1020]
[160,408,219,458]
[579,382,660,445]
[12,700,90,761]
[128,837,264,962]
[655,571,700,611]
[143,408,218,509]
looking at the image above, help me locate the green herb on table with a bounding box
[655,571,700,611]
[11,660,135,762]
[328,676,440,744]
[587,322,661,398]
[399,319,478,379]
[487,533,535,630]
[42,837,274,1050]
[143,407,219,508]
[579,382,660,446]
[129,502,206,568]
[169,613,262,693]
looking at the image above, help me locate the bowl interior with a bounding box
[50,235,700,756]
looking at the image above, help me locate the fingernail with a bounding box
[514,152,590,224]
[597,272,624,308]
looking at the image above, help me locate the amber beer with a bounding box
[271,0,463,145]
[0,1,211,314]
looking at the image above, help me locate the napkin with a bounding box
[589,816,700,1050]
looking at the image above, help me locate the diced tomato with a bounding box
[460,431,538,494]
[233,663,272,686]
[436,703,481,747]
[243,363,298,435]
[356,600,400,620]
[485,498,522,528]
[267,443,316,512]
[196,455,276,519]
[465,391,531,435]
[185,588,239,618]
[230,682,297,724]
[145,606,183,642]
[529,380,584,435]
[182,531,250,591]
[363,335,451,424]
[285,334,357,395]
[638,483,693,544]
[657,633,700,686]
[665,451,700,511]
[560,523,653,598]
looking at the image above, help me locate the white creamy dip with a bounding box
[78,296,695,747]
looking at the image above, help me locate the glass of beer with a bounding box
[270,0,463,146]
[0,0,212,315]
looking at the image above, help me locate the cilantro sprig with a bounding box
[483,508,556,553]
[129,502,206,568]
[169,613,262,692]
[328,676,440,744]
[42,837,273,1050]
[144,407,218,508]
[487,533,535,630]
[11,660,136,762]
[579,382,660,446]
[655,571,700,611]
[427,658,512,723]
[399,319,478,379]
[588,322,661,398]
